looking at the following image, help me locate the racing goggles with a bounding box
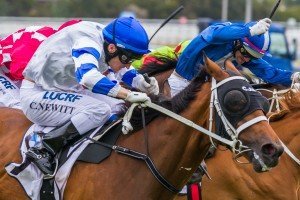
[117,47,143,64]
[239,46,257,60]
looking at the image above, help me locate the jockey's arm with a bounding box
[72,37,155,98]
[201,22,251,44]
[175,22,253,81]
[72,37,123,97]
[115,66,159,95]
[243,59,293,86]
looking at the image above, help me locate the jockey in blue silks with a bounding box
[168,18,300,97]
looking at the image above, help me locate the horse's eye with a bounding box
[223,90,248,113]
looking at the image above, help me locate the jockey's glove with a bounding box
[122,120,133,134]
[249,18,272,36]
[125,91,150,103]
[291,72,300,83]
[132,74,159,95]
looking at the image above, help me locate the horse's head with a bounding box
[203,54,283,172]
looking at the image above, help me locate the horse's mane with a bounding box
[280,89,300,110]
[137,57,177,76]
[269,89,300,121]
[130,69,208,131]
[171,69,208,113]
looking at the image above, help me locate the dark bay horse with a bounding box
[0,56,283,199]
[200,89,300,200]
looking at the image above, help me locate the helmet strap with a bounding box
[104,18,121,64]
[104,41,119,64]
[233,40,242,58]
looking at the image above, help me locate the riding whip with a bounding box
[269,0,281,19]
[149,5,184,42]
[143,5,184,83]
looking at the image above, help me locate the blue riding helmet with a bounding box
[103,17,150,55]
[241,22,271,59]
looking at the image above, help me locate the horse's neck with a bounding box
[275,111,300,154]
[272,110,300,177]
[150,82,212,192]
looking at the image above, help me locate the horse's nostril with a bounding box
[262,143,280,157]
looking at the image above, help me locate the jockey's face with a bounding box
[235,49,251,65]
[107,44,131,72]
[109,56,131,72]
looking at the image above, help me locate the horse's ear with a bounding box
[224,59,242,75]
[203,51,228,81]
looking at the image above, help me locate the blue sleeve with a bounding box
[243,59,293,86]
[201,22,251,44]
[176,22,251,80]
[121,68,138,86]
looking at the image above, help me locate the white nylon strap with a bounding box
[141,101,235,147]
[212,78,237,139]
[211,76,247,90]
[236,116,267,135]
[280,140,300,166]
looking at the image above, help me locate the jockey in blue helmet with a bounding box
[236,22,271,60]
[22,17,159,176]
[103,17,150,64]
[169,18,299,97]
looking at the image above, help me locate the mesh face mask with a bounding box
[218,78,269,127]
[215,72,270,139]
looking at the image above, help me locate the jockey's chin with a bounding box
[235,51,251,65]
[108,57,131,72]
[236,57,246,65]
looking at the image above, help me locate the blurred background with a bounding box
[0,0,299,71]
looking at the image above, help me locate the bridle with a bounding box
[209,75,272,170]
[209,76,267,154]
[124,74,268,153]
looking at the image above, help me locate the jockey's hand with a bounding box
[122,120,133,134]
[133,74,159,95]
[125,91,150,103]
[249,18,272,36]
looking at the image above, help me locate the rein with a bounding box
[86,75,285,193]
[256,87,290,114]
[118,75,270,191]
[85,136,180,193]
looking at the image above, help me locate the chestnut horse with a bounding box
[200,89,300,200]
[0,56,282,200]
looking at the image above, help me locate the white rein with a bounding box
[123,77,266,154]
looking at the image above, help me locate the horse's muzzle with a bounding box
[261,142,284,165]
[252,142,284,172]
